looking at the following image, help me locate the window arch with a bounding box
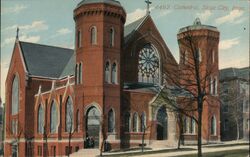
[12,75,19,115]
[75,64,78,85]
[108,109,115,133]
[211,115,216,135]
[133,112,139,132]
[50,101,58,133]
[110,27,115,47]
[105,61,111,83]
[79,63,82,84]
[38,105,44,134]
[66,97,74,132]
[91,26,97,45]
[138,44,160,84]
[111,62,117,84]
[141,112,146,132]
[124,112,130,132]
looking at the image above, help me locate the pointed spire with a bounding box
[16,27,19,40]
[145,0,152,15]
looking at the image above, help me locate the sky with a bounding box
[1,0,249,103]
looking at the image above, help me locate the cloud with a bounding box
[219,37,240,50]
[156,10,172,19]
[1,4,27,14]
[1,35,40,47]
[215,10,244,25]
[3,20,48,33]
[196,10,212,22]
[126,8,147,25]
[57,28,72,35]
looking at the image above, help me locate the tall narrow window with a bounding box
[38,105,44,134]
[211,115,216,135]
[75,64,78,85]
[183,51,188,65]
[79,63,82,84]
[133,112,138,132]
[91,26,97,45]
[212,51,215,63]
[213,77,217,95]
[198,48,202,62]
[66,97,74,132]
[210,76,213,95]
[183,116,189,133]
[190,117,196,134]
[141,112,146,132]
[50,101,58,133]
[124,112,130,132]
[105,61,110,83]
[77,30,81,48]
[108,109,115,133]
[12,75,19,115]
[111,62,117,84]
[110,28,115,47]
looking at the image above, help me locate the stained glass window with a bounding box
[50,101,58,133]
[138,44,159,84]
[38,105,44,134]
[12,75,19,115]
[66,97,74,132]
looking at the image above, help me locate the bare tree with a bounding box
[162,28,219,157]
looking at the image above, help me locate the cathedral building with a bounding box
[4,0,220,156]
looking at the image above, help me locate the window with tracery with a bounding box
[138,44,160,84]
[12,75,19,115]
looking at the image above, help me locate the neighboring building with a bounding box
[4,0,220,156]
[220,67,249,141]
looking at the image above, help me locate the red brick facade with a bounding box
[4,1,220,156]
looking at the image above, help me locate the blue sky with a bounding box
[1,0,249,102]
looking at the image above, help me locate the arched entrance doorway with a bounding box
[86,106,101,148]
[156,106,168,140]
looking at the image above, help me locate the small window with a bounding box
[133,112,138,132]
[211,115,216,135]
[75,64,78,85]
[105,61,110,83]
[183,51,188,65]
[77,30,81,48]
[198,48,202,62]
[110,28,115,47]
[190,117,196,134]
[79,63,82,84]
[212,50,215,63]
[91,26,97,45]
[111,62,117,84]
[108,109,115,133]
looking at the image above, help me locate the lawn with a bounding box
[175,149,249,157]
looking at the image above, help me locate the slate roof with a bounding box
[124,82,160,93]
[219,67,249,81]
[124,15,147,44]
[19,41,75,79]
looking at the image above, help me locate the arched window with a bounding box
[198,48,202,62]
[50,101,58,133]
[212,51,215,63]
[124,112,130,132]
[183,51,188,65]
[38,105,44,134]
[133,112,138,132]
[183,116,189,133]
[110,28,115,47]
[105,61,110,83]
[79,63,82,84]
[141,112,146,132]
[108,109,115,133]
[77,30,81,48]
[12,75,19,115]
[213,77,217,95]
[138,44,160,84]
[111,62,117,84]
[66,97,74,132]
[76,110,80,132]
[211,115,216,135]
[75,64,78,85]
[190,117,196,134]
[91,26,97,45]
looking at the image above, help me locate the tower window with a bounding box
[108,109,115,133]
[91,26,97,45]
[212,50,215,63]
[79,63,82,84]
[38,104,44,134]
[75,64,79,85]
[77,30,81,48]
[110,27,115,47]
[211,115,216,135]
[197,48,202,62]
[105,61,111,83]
[12,75,19,115]
[111,62,117,84]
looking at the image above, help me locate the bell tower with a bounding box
[73,0,126,146]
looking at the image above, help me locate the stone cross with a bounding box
[145,0,152,15]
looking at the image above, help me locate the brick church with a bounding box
[4,0,220,156]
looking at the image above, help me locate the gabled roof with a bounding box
[124,15,148,44]
[19,41,75,79]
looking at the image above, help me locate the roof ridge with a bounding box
[19,41,74,51]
